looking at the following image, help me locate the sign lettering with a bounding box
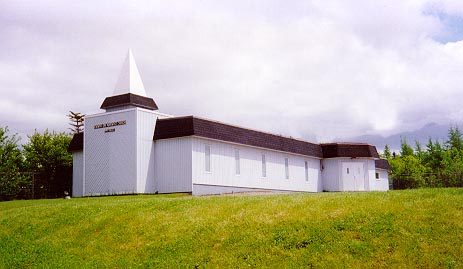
[94,120,126,129]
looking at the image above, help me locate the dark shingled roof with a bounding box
[154,116,324,158]
[320,143,380,159]
[375,159,390,170]
[68,132,83,152]
[68,116,381,160]
[100,93,158,110]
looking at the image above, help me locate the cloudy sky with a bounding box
[2,0,463,143]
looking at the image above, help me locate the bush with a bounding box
[22,130,72,198]
[0,127,27,200]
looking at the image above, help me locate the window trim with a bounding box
[205,144,211,173]
[285,157,289,179]
[234,148,240,176]
[304,160,309,181]
[261,154,267,178]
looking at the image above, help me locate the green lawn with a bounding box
[1,189,462,268]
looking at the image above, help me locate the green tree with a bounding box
[415,140,425,161]
[22,130,72,197]
[441,151,463,187]
[400,138,414,157]
[389,155,426,189]
[0,127,27,200]
[441,127,463,186]
[446,126,463,152]
[383,144,392,160]
[389,127,463,188]
[424,139,444,170]
[421,139,445,187]
[67,111,85,134]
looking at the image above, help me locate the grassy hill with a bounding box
[1,189,462,268]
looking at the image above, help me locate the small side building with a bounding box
[374,159,391,191]
[320,143,384,192]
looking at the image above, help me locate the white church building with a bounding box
[69,51,390,196]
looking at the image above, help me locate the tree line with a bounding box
[0,126,73,200]
[385,126,463,189]
[0,112,83,200]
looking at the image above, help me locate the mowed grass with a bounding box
[1,189,463,268]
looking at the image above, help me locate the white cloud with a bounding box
[1,0,463,143]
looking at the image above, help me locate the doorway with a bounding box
[341,162,365,191]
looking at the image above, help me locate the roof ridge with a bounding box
[320,142,376,147]
[158,115,320,146]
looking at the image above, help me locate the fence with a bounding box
[0,168,72,201]
[391,172,463,189]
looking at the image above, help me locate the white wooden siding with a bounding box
[321,159,341,191]
[84,109,138,195]
[136,109,158,193]
[153,137,192,193]
[105,105,137,112]
[191,137,321,193]
[322,158,377,191]
[72,151,84,197]
[372,169,389,191]
[341,162,367,191]
[192,184,293,195]
[365,159,376,191]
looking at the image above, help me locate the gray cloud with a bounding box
[2,0,463,143]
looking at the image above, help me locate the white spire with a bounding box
[113,49,147,97]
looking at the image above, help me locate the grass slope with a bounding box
[1,189,462,268]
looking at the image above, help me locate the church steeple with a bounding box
[113,49,147,97]
[100,50,158,111]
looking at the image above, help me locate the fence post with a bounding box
[32,173,35,200]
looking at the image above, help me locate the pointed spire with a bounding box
[101,50,158,111]
[113,49,147,97]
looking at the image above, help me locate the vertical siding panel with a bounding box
[154,137,192,193]
[322,158,380,192]
[191,137,321,192]
[84,110,138,196]
[83,108,165,196]
[136,109,157,193]
[321,159,340,191]
[377,170,389,191]
[72,151,83,197]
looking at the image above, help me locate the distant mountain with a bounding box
[348,123,457,152]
